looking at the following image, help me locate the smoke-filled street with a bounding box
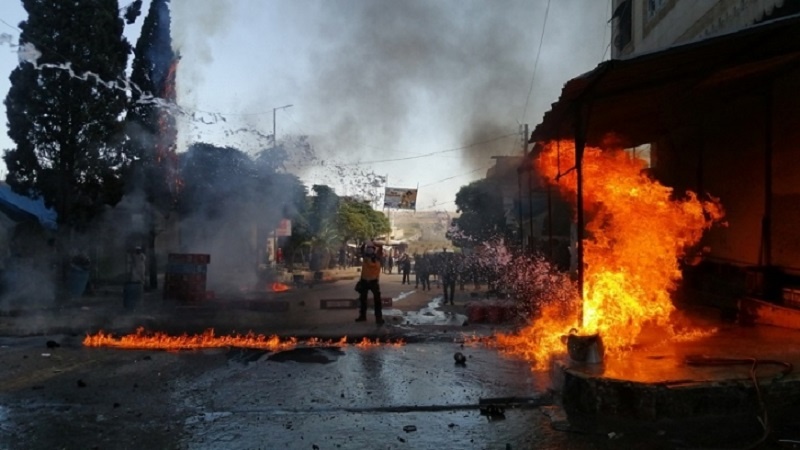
[0,272,586,450]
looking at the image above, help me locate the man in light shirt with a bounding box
[355,240,384,325]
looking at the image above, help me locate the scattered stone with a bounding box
[479,404,505,421]
[77,379,87,388]
[398,436,406,443]
[46,340,60,349]
[403,425,416,432]
[454,352,467,365]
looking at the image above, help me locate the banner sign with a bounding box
[384,187,417,210]
[271,219,292,237]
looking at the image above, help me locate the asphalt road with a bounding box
[0,333,606,450]
[0,276,788,449]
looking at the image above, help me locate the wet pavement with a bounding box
[0,333,610,450]
[177,343,553,449]
[2,272,800,448]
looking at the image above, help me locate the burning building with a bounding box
[506,5,800,367]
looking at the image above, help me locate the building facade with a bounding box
[611,0,795,58]
[529,1,800,306]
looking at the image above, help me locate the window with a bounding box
[629,143,652,168]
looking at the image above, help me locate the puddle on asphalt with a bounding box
[267,346,345,364]
[226,348,270,364]
[398,296,468,326]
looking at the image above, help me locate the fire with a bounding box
[497,140,724,368]
[271,282,290,292]
[83,327,404,351]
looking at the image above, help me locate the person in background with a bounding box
[129,247,146,285]
[387,254,394,274]
[400,253,412,284]
[440,249,457,305]
[417,253,431,291]
[355,240,384,325]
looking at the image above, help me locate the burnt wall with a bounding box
[653,94,765,268]
[770,67,800,275]
[699,93,765,267]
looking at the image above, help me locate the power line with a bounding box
[420,166,489,188]
[338,133,518,166]
[520,0,552,125]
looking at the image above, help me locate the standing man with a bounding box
[355,240,384,325]
[441,249,457,305]
[401,253,412,285]
[129,247,146,285]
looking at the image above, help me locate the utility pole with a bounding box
[269,104,292,268]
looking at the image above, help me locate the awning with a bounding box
[0,183,57,230]
[530,15,800,148]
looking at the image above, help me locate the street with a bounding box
[0,333,595,449]
[0,274,780,449]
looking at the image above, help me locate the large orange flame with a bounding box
[83,327,404,351]
[497,140,725,368]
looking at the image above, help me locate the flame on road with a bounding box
[497,140,725,368]
[271,282,290,292]
[83,327,404,351]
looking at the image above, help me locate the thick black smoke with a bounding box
[303,0,609,169]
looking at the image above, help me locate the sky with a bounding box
[0,0,612,211]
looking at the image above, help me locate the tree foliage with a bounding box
[127,0,177,209]
[448,178,513,248]
[177,143,306,273]
[4,0,132,230]
[337,199,390,242]
[177,143,303,227]
[308,184,339,236]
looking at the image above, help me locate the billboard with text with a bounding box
[384,187,417,210]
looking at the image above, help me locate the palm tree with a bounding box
[310,221,341,270]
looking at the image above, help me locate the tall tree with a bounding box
[127,0,177,288]
[337,199,390,243]
[4,0,132,231]
[177,143,306,279]
[309,185,340,236]
[448,178,514,248]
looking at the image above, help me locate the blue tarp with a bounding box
[0,183,58,230]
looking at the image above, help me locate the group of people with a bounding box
[355,243,490,325]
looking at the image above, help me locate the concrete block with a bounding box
[320,297,392,309]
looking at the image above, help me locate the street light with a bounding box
[272,104,293,148]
